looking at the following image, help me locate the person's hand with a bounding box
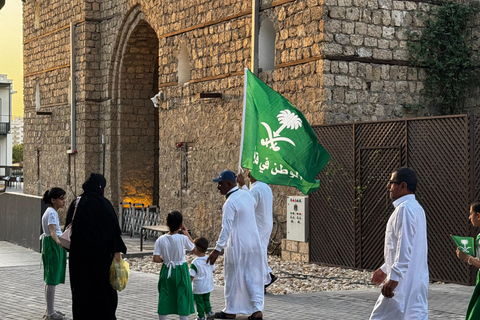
[371,268,387,285]
[207,250,220,265]
[456,248,468,263]
[381,279,398,298]
[236,171,245,187]
[114,252,122,262]
[180,224,187,233]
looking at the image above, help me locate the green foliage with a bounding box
[407,1,477,115]
[12,143,23,164]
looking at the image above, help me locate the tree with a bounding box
[12,143,23,164]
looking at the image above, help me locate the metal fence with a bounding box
[310,115,478,285]
[119,202,160,237]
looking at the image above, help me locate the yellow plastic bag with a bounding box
[109,255,130,291]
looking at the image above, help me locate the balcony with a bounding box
[0,122,10,135]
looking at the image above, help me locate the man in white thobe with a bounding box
[208,170,265,320]
[237,171,277,288]
[370,167,429,320]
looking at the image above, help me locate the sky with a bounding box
[0,0,23,119]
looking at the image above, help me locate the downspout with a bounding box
[68,22,77,154]
[251,0,259,75]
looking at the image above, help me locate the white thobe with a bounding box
[215,187,265,314]
[242,181,273,284]
[370,194,429,320]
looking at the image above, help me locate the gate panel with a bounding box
[358,147,401,269]
[354,121,406,269]
[408,116,473,284]
[310,125,355,267]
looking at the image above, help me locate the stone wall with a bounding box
[23,0,480,242]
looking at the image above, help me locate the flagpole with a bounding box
[238,68,249,172]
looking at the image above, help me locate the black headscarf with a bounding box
[66,173,126,251]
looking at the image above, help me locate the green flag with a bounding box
[451,235,475,256]
[239,69,330,195]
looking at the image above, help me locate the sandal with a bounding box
[214,311,235,319]
[248,314,263,320]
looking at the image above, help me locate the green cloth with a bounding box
[240,68,330,195]
[194,292,212,318]
[465,234,480,320]
[41,236,66,285]
[157,262,195,316]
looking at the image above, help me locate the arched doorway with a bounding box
[117,19,159,206]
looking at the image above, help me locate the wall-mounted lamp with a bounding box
[150,92,165,108]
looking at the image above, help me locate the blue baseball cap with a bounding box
[213,170,237,182]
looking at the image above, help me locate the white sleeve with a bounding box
[184,236,195,251]
[47,210,57,226]
[153,237,162,256]
[215,201,235,251]
[390,206,416,282]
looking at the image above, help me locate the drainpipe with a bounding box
[251,0,259,76]
[68,22,77,154]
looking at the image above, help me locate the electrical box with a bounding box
[286,196,309,242]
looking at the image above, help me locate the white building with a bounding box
[0,74,13,176]
[11,117,23,146]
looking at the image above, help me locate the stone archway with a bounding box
[116,19,159,206]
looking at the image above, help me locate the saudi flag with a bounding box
[451,235,475,256]
[239,68,330,195]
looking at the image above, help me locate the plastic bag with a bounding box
[109,256,130,291]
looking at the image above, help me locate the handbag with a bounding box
[59,196,80,249]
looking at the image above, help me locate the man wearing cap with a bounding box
[207,170,265,320]
[237,171,277,291]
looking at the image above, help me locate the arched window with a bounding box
[178,43,190,85]
[35,83,40,110]
[259,18,276,71]
[34,3,40,29]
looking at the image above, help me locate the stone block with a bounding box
[291,252,302,262]
[298,241,309,254]
[357,47,372,58]
[301,254,310,263]
[346,7,360,20]
[286,240,299,252]
[281,250,291,261]
[373,48,392,60]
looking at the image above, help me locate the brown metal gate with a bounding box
[310,115,478,285]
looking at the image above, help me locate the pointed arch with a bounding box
[106,6,160,206]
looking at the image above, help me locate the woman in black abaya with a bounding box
[66,173,126,320]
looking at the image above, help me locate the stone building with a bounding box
[22,0,479,244]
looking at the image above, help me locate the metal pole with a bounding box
[251,0,259,75]
[69,22,76,153]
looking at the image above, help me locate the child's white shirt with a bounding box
[190,256,215,294]
[41,207,62,236]
[154,233,194,263]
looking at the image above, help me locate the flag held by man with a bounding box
[239,68,330,195]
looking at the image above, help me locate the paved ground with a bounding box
[0,240,473,319]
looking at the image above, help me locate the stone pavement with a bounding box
[0,241,473,319]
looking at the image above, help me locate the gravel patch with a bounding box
[127,254,376,295]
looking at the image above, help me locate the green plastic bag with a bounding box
[109,256,129,291]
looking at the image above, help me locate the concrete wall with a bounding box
[0,192,47,252]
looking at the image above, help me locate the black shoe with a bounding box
[264,273,278,291]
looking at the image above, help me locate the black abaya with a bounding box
[65,173,127,320]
